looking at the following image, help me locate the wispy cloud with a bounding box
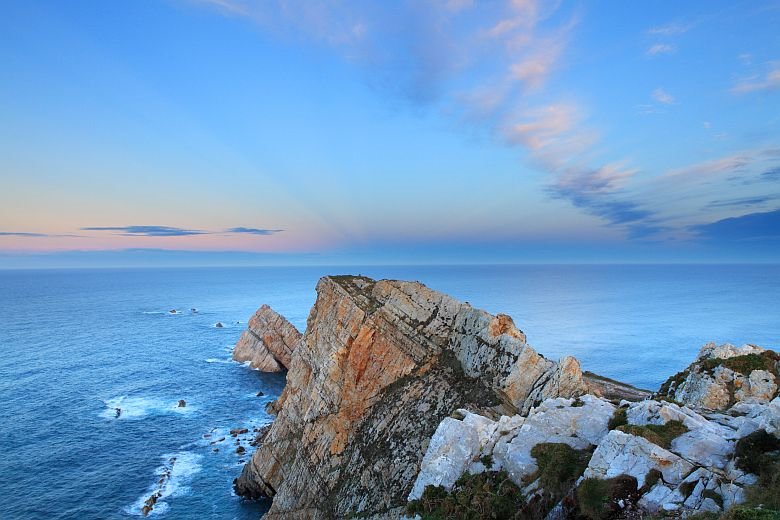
[224,227,283,235]
[646,22,691,36]
[707,194,780,209]
[82,226,207,237]
[693,209,780,242]
[646,43,675,57]
[731,61,780,94]
[82,225,283,237]
[652,88,675,105]
[0,231,48,237]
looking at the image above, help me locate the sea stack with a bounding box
[232,305,302,372]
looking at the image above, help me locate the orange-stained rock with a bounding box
[234,275,591,519]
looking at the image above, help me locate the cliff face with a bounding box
[234,275,603,518]
[232,305,302,372]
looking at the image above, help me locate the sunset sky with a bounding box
[1,0,779,266]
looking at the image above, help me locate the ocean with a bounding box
[1,265,778,519]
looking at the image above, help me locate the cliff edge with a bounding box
[234,275,642,518]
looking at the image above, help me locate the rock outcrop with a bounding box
[232,276,778,519]
[233,275,627,518]
[657,342,779,410]
[232,305,302,372]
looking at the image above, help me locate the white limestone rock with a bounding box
[583,430,695,488]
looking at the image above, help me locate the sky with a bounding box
[1,0,779,267]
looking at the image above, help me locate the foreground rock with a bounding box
[232,305,302,372]
[233,275,633,518]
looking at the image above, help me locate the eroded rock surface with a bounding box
[234,275,592,518]
[232,305,302,372]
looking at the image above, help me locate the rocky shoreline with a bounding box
[231,275,779,519]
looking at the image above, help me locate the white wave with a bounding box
[204,358,232,364]
[125,451,203,516]
[100,396,195,420]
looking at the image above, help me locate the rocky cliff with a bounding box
[232,305,302,372]
[233,276,779,519]
[234,275,642,518]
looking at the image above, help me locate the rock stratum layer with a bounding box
[234,276,645,518]
[233,275,778,519]
[232,305,302,372]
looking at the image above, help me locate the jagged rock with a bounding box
[491,395,615,485]
[234,276,592,518]
[657,343,779,410]
[583,430,695,488]
[232,304,302,372]
[626,400,736,468]
[177,399,186,408]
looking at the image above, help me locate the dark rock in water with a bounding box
[203,433,212,439]
[115,408,121,418]
[230,428,249,437]
[177,399,186,408]
[210,437,225,445]
[215,322,224,328]
[191,308,198,313]
[256,391,265,397]
[213,448,219,453]
[236,446,246,455]
[169,309,177,314]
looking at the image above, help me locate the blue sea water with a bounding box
[1,264,779,519]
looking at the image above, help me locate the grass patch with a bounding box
[572,397,585,407]
[479,454,494,469]
[576,475,638,520]
[735,430,780,475]
[616,420,688,449]
[406,470,524,520]
[700,352,780,377]
[608,408,628,430]
[720,507,780,520]
[530,443,591,494]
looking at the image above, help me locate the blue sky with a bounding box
[1,0,779,266]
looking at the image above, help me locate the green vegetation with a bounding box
[572,397,585,407]
[530,443,591,494]
[479,454,494,469]
[735,430,780,475]
[608,407,628,430]
[406,471,524,520]
[658,369,690,396]
[576,475,638,520]
[616,420,689,449]
[689,429,780,520]
[700,351,780,377]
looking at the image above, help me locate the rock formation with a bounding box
[658,342,779,410]
[234,275,643,518]
[232,275,779,519]
[232,305,302,372]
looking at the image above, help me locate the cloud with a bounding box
[707,195,780,209]
[731,62,780,94]
[646,22,691,36]
[762,166,780,181]
[82,226,207,237]
[224,227,283,235]
[0,231,48,237]
[652,88,675,105]
[693,209,780,242]
[646,44,675,56]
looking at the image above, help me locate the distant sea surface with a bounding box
[1,265,779,519]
